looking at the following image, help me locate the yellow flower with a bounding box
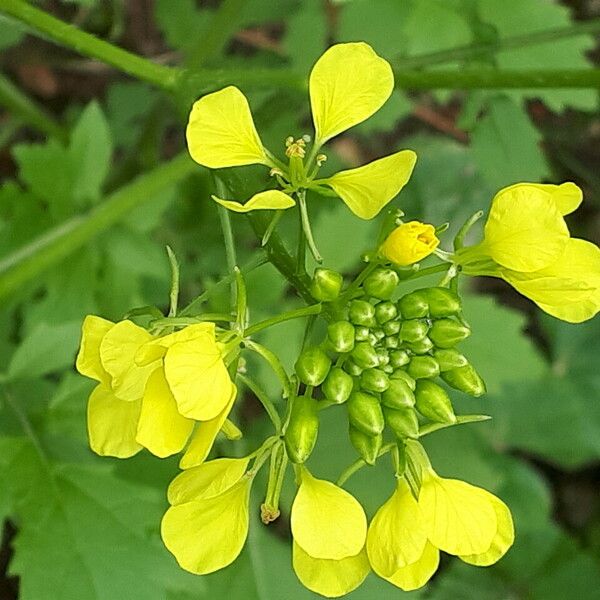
[161,457,251,575]
[290,467,369,597]
[380,221,440,266]
[186,42,416,220]
[456,182,600,322]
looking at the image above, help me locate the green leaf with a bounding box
[470,95,550,189]
[154,0,211,56]
[0,15,26,50]
[7,321,81,380]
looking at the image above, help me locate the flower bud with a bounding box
[343,358,364,377]
[363,267,399,300]
[429,318,471,348]
[407,355,440,379]
[295,346,331,386]
[372,328,385,341]
[360,368,390,393]
[382,364,394,374]
[347,391,385,437]
[398,290,429,319]
[380,221,440,266]
[441,364,486,397]
[322,367,354,404]
[375,301,398,324]
[310,268,343,302]
[348,300,376,327]
[375,347,389,366]
[349,426,382,465]
[399,319,430,343]
[422,287,462,317]
[390,369,416,390]
[355,325,370,341]
[383,406,419,439]
[404,336,434,355]
[384,335,399,349]
[433,348,468,371]
[389,349,410,369]
[351,342,379,369]
[381,378,415,409]
[383,320,401,336]
[284,395,319,464]
[327,321,355,354]
[415,380,456,424]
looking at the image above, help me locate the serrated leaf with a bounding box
[471,95,549,189]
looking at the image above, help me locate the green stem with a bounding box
[261,442,288,523]
[395,18,600,70]
[0,0,180,91]
[238,373,282,432]
[336,442,396,486]
[402,263,450,281]
[454,210,484,251]
[165,246,179,317]
[0,152,195,301]
[296,196,306,276]
[245,303,322,337]
[215,177,238,310]
[297,190,322,264]
[337,261,379,304]
[0,72,67,141]
[243,339,292,399]
[149,314,234,328]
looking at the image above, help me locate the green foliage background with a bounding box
[1,0,600,598]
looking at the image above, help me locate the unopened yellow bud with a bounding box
[381,222,439,266]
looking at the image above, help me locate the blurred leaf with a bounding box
[0,15,26,50]
[353,90,412,136]
[283,0,327,71]
[154,0,211,56]
[7,321,81,381]
[471,95,549,189]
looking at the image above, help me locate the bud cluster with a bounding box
[287,267,486,466]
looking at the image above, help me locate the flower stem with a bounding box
[454,210,484,251]
[243,339,292,399]
[244,303,322,337]
[297,190,322,264]
[238,373,282,432]
[336,442,396,486]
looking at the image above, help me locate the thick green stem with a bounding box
[0,152,195,301]
[245,303,322,337]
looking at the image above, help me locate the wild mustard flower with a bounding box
[290,467,370,597]
[380,221,440,266]
[456,182,600,322]
[186,42,416,220]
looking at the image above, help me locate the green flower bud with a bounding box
[349,426,382,465]
[361,368,390,393]
[400,319,430,343]
[284,395,319,464]
[368,333,379,346]
[389,349,411,369]
[344,358,364,377]
[372,328,385,341]
[390,369,416,390]
[385,336,399,349]
[347,391,385,436]
[422,287,462,317]
[327,321,355,354]
[355,326,370,341]
[383,406,419,439]
[363,267,400,300]
[375,301,398,324]
[351,342,379,369]
[405,336,434,355]
[415,380,456,424]
[295,346,331,386]
[310,267,343,302]
[381,378,416,409]
[398,290,429,319]
[349,300,376,327]
[441,364,486,397]
[382,364,394,374]
[375,348,390,366]
[407,356,440,379]
[429,318,471,348]
[395,440,407,476]
[322,367,354,404]
[433,348,468,371]
[383,320,401,336]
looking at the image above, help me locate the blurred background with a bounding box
[1,0,600,598]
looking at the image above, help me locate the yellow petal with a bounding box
[325,150,416,219]
[161,477,251,575]
[168,457,250,505]
[135,323,215,367]
[504,238,600,323]
[291,469,367,560]
[178,386,236,468]
[380,221,439,266]
[310,42,394,144]
[292,543,370,598]
[383,542,440,592]
[500,182,582,216]
[87,384,142,458]
[135,369,194,458]
[483,185,569,272]
[76,315,113,384]
[186,86,267,169]
[460,492,514,566]
[418,470,497,556]
[99,320,158,401]
[164,333,234,421]
[367,479,428,577]
[212,190,296,213]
